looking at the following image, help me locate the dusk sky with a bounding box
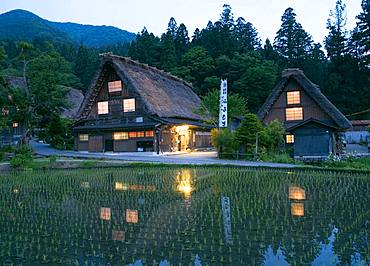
[0,0,363,44]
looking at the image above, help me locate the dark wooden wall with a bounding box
[264,79,333,127]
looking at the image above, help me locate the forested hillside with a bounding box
[0,9,136,47]
[0,0,369,148]
[128,1,369,116]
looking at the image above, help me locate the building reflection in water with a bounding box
[112,230,125,241]
[126,209,138,223]
[289,185,306,217]
[115,182,128,191]
[115,182,156,192]
[291,202,304,216]
[289,186,306,200]
[100,207,111,221]
[176,169,193,199]
[80,181,90,189]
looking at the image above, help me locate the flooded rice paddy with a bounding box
[0,167,369,265]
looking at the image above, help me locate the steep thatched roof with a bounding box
[4,76,82,119]
[4,76,27,91]
[61,87,84,119]
[257,69,351,130]
[77,54,204,121]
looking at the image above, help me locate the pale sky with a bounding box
[0,0,363,44]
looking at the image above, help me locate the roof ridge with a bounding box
[101,53,193,88]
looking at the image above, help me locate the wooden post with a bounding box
[254,132,259,159]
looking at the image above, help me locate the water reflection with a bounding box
[288,186,306,200]
[115,181,128,191]
[291,202,304,216]
[100,207,111,221]
[126,209,138,223]
[176,169,193,199]
[112,230,124,241]
[0,168,368,265]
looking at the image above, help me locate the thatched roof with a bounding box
[4,76,82,119]
[257,69,351,130]
[61,87,84,119]
[77,54,204,121]
[4,76,27,91]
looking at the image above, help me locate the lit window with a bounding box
[108,80,122,93]
[291,203,304,217]
[137,131,145,138]
[136,117,143,123]
[286,134,294,144]
[287,91,301,105]
[123,98,135,112]
[100,207,111,221]
[113,132,128,140]
[98,101,109,115]
[146,131,154,137]
[286,107,303,121]
[12,122,18,128]
[129,132,137,138]
[126,209,138,223]
[79,134,88,142]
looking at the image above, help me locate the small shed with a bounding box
[287,119,338,158]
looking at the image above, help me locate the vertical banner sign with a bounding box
[221,196,233,245]
[219,79,228,128]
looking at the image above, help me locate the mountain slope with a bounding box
[0,9,69,42]
[47,21,136,47]
[0,9,136,47]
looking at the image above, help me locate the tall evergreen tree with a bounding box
[234,17,261,52]
[351,0,370,66]
[325,0,348,60]
[128,27,161,67]
[274,8,313,66]
[174,23,190,60]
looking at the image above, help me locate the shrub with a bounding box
[45,115,74,150]
[10,145,34,169]
[234,113,265,154]
[262,120,285,152]
[211,128,237,158]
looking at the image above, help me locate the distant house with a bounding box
[0,76,27,147]
[257,69,351,159]
[344,120,370,144]
[73,54,212,153]
[0,76,84,147]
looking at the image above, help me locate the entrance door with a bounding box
[88,135,103,152]
[105,139,113,152]
[178,135,186,151]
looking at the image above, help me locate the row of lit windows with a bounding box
[286,91,303,121]
[113,131,154,140]
[79,131,154,142]
[98,98,135,114]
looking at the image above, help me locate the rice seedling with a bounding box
[0,167,368,265]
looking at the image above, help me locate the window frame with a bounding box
[287,91,301,105]
[286,134,294,144]
[113,132,129,140]
[123,98,136,113]
[97,101,109,115]
[79,134,89,142]
[108,80,122,93]
[285,107,303,121]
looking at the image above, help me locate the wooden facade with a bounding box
[257,69,351,159]
[73,54,212,153]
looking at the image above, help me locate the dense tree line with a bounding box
[0,0,369,150]
[129,1,370,115]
